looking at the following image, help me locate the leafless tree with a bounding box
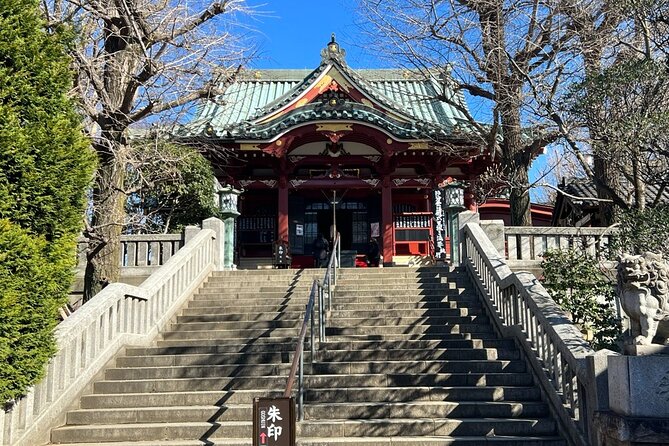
[358,0,575,225]
[42,0,254,300]
[556,0,669,221]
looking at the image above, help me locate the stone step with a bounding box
[303,401,549,419]
[299,418,558,437]
[328,315,489,327]
[329,294,478,302]
[184,301,310,310]
[325,324,493,336]
[333,283,469,291]
[93,376,288,393]
[116,351,297,367]
[176,307,483,322]
[305,386,542,403]
[299,437,566,446]
[177,311,312,321]
[104,365,294,380]
[330,301,481,310]
[305,373,534,388]
[50,437,566,446]
[316,347,518,361]
[322,338,514,351]
[324,333,500,342]
[104,362,530,384]
[154,337,316,347]
[160,328,304,340]
[169,314,488,332]
[169,319,306,331]
[79,390,284,409]
[51,417,557,443]
[94,372,538,394]
[65,400,550,425]
[66,405,252,425]
[119,346,517,367]
[125,343,302,356]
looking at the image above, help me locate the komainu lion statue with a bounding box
[617,253,669,345]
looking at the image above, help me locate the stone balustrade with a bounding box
[1,218,225,446]
[463,219,606,446]
[504,225,617,261]
[76,233,184,269]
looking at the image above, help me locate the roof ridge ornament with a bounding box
[321,33,347,64]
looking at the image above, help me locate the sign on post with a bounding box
[253,397,296,446]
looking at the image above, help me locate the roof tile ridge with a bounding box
[334,60,454,132]
[242,65,328,124]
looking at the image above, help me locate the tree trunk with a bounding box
[575,14,623,225]
[476,1,532,226]
[500,97,533,226]
[83,138,128,301]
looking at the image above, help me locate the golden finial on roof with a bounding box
[321,32,346,64]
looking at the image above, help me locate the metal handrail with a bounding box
[284,235,340,420]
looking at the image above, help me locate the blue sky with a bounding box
[245,0,378,69]
[242,1,550,200]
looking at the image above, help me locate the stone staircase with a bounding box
[48,267,566,445]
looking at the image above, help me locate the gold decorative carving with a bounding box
[316,124,353,132]
[409,142,429,150]
[240,144,260,151]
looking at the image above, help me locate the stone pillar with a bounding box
[381,177,393,267]
[202,218,225,271]
[457,211,480,265]
[223,218,236,269]
[278,178,289,243]
[479,219,505,257]
[595,347,669,446]
[182,225,200,245]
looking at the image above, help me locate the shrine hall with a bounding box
[182,36,497,268]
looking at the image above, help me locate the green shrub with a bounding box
[0,220,75,402]
[609,206,669,257]
[541,249,621,350]
[0,0,94,402]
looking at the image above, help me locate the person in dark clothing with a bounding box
[367,237,380,267]
[312,233,329,267]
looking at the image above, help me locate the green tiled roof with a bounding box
[187,38,474,141]
[193,69,470,137]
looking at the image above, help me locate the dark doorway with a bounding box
[316,209,353,249]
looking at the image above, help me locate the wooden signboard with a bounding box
[253,397,296,446]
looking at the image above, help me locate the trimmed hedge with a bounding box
[0,220,75,402]
[0,0,94,402]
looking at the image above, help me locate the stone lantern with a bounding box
[217,185,242,270]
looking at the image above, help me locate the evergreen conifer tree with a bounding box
[0,0,94,402]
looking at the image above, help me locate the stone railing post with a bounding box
[585,350,618,446]
[480,219,505,257]
[202,218,225,271]
[458,211,480,264]
[182,225,201,245]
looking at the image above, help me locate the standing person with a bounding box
[367,237,380,267]
[312,233,329,267]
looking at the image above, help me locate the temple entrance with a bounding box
[305,201,370,252]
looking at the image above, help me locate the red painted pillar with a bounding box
[278,178,289,242]
[381,178,393,266]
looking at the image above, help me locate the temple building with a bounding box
[182,36,498,268]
